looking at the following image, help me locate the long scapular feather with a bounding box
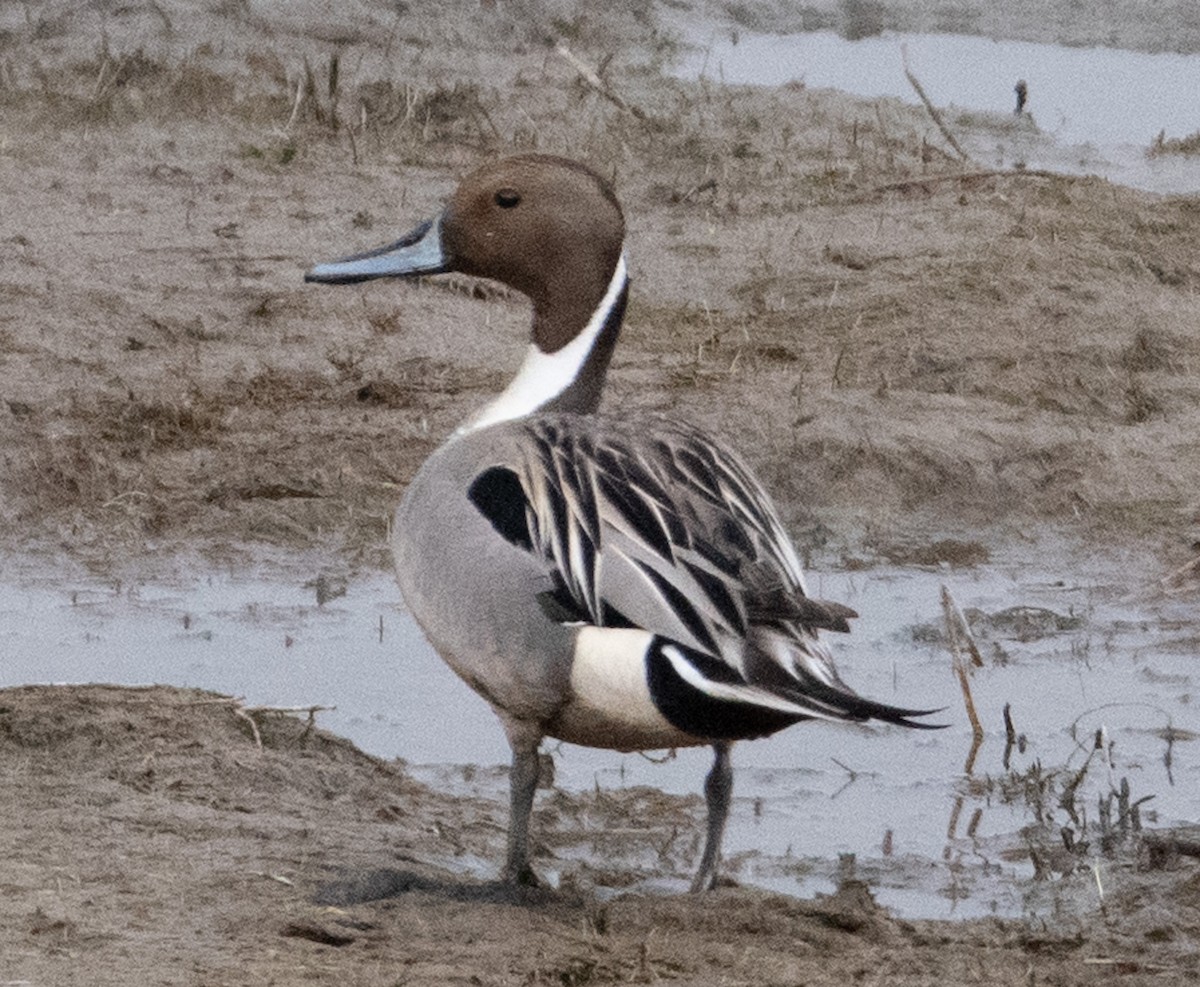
[468,413,941,730]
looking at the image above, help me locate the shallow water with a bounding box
[1,549,1194,918]
[674,29,1200,194]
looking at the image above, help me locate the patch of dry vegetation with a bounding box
[1149,129,1200,158]
[1,0,1198,565]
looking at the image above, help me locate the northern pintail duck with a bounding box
[306,155,938,891]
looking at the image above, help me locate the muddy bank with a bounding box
[2,684,1198,986]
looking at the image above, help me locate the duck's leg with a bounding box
[690,741,733,892]
[503,746,541,885]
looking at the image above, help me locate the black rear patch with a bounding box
[468,467,532,551]
[646,639,802,740]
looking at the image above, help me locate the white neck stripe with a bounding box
[457,253,627,436]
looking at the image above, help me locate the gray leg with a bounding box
[503,746,541,886]
[690,741,733,892]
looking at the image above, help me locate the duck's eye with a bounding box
[494,188,521,209]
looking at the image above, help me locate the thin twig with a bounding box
[943,585,984,668]
[233,704,262,748]
[470,101,502,141]
[90,55,113,102]
[676,178,718,203]
[251,870,295,886]
[942,585,984,749]
[284,75,305,134]
[901,44,971,163]
[244,703,335,743]
[244,704,336,716]
[555,43,646,120]
[831,757,857,779]
[187,695,334,748]
[873,101,894,167]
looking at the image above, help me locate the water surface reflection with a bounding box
[2,551,1193,917]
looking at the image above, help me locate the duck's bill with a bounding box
[304,218,448,284]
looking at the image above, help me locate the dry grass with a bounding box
[13,47,236,126]
[11,435,130,514]
[1148,129,1200,158]
[0,1,1198,563]
[95,394,225,453]
[230,367,334,409]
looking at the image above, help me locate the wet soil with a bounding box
[3,683,1198,985]
[2,1,1199,983]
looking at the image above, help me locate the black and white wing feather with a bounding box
[468,414,937,731]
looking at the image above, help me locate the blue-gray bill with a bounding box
[304,218,448,284]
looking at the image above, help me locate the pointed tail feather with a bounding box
[780,674,947,730]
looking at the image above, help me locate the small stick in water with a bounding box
[942,584,984,747]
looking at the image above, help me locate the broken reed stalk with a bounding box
[944,586,983,668]
[900,44,971,164]
[962,729,982,775]
[555,43,647,120]
[945,793,965,840]
[192,695,335,749]
[233,704,263,748]
[941,584,984,745]
[284,75,304,133]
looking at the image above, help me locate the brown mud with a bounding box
[1,2,1199,984]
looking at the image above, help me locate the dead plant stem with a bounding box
[555,43,646,120]
[941,585,984,749]
[901,45,971,164]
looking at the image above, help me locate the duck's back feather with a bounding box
[467,413,937,731]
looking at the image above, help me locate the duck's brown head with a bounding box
[306,155,626,356]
